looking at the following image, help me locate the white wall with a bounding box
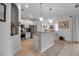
[56,16,72,41]
[56,10,79,41]
[0,3,11,56]
[0,3,21,56]
[73,14,79,41]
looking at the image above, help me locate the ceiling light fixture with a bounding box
[30,15,33,17]
[48,8,53,24]
[48,19,52,24]
[39,17,43,22]
[39,3,43,22]
[25,4,29,8]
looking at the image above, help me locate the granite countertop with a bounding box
[33,31,54,35]
[38,31,54,33]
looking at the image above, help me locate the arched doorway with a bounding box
[11,3,19,36]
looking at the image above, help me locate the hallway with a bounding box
[16,39,39,56]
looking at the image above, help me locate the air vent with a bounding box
[75,3,79,8]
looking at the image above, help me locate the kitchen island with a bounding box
[33,31,55,52]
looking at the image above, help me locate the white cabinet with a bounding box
[33,35,40,51]
[25,32,30,39]
[33,32,55,52]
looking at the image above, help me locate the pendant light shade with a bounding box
[48,19,52,24]
[48,8,53,24]
[39,17,43,22]
[39,3,43,22]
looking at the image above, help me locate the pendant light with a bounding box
[48,8,53,24]
[39,3,43,22]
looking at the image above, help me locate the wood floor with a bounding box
[16,39,39,56]
[39,40,79,56]
[16,39,79,56]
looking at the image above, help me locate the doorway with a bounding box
[16,24,38,56]
[11,3,19,36]
[20,24,37,40]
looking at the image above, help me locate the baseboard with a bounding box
[41,43,55,52]
[12,46,21,56]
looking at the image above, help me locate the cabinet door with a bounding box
[32,35,40,50]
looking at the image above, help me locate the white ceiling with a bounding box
[21,3,79,20]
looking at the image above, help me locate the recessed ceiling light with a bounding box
[25,4,29,8]
[30,15,33,17]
